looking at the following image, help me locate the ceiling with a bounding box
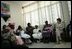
[1,1,36,7]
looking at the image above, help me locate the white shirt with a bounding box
[20,30,30,38]
[55,22,64,36]
[33,28,39,34]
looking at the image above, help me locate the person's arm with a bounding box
[59,23,64,30]
[53,23,56,31]
[26,27,29,32]
[42,25,45,31]
[33,26,35,29]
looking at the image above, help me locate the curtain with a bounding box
[23,1,65,27]
[67,1,71,20]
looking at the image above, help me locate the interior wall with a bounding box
[1,1,24,30]
[1,1,71,31]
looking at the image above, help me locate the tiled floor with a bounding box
[27,42,71,48]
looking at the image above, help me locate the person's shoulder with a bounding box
[21,30,24,32]
[49,24,52,26]
[55,22,57,24]
[48,24,52,27]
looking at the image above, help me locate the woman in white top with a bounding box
[16,26,30,39]
[16,26,31,44]
[55,18,64,44]
[20,30,30,39]
[32,25,42,42]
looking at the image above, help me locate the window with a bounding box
[31,10,39,26]
[44,1,50,6]
[67,1,71,19]
[45,7,50,24]
[38,1,45,8]
[40,8,46,24]
[51,4,59,23]
[29,3,38,12]
[23,1,61,26]
[25,13,31,25]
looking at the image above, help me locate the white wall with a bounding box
[1,1,71,31]
[1,1,24,30]
[10,2,24,30]
[1,1,11,30]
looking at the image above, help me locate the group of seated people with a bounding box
[1,18,71,48]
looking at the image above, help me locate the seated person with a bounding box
[8,23,16,34]
[1,25,11,48]
[66,21,71,41]
[1,25,7,37]
[32,25,42,42]
[16,26,21,36]
[25,23,34,42]
[42,21,52,43]
[16,25,30,38]
[1,25,6,31]
[69,24,71,38]
[20,29,30,39]
[17,25,31,44]
[1,25,28,48]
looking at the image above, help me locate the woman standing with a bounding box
[55,18,64,44]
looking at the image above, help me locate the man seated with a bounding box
[25,23,34,42]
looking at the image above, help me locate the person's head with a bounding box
[57,18,61,24]
[45,21,48,25]
[17,25,23,31]
[5,26,11,33]
[39,30,41,32]
[27,23,31,27]
[35,25,38,29]
[8,23,15,30]
[2,25,6,30]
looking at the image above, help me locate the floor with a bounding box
[27,42,71,48]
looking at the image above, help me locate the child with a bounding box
[32,25,42,42]
[55,18,64,44]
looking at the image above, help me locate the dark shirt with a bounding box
[16,29,20,36]
[26,26,34,35]
[43,24,52,31]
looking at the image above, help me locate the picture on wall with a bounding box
[1,2,10,22]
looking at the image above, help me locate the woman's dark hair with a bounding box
[39,30,41,32]
[2,25,6,30]
[57,18,61,22]
[27,23,31,26]
[8,23,15,29]
[17,25,22,30]
[45,21,48,23]
[35,25,38,27]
